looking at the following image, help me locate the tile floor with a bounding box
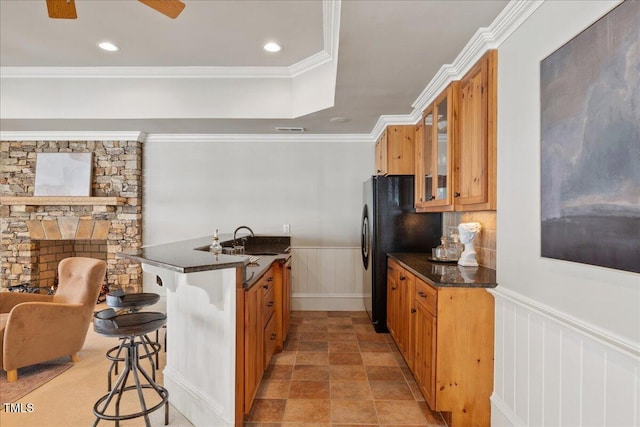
[245,310,447,426]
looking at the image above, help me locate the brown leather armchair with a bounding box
[0,257,106,382]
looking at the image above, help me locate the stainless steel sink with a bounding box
[195,234,290,255]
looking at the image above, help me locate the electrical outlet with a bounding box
[283,223,290,234]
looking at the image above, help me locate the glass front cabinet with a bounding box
[415,83,458,212]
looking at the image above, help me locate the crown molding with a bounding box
[365,0,547,143]
[0,131,147,142]
[369,113,422,142]
[144,132,370,144]
[411,0,544,115]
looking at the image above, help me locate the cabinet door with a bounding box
[455,50,497,211]
[414,120,425,207]
[375,129,388,175]
[386,261,400,340]
[264,312,278,367]
[416,84,457,212]
[414,300,437,410]
[386,125,415,175]
[282,259,291,341]
[244,282,264,412]
[397,270,415,370]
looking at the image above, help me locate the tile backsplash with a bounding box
[443,211,496,270]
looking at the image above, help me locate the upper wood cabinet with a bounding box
[415,83,458,212]
[415,50,497,212]
[455,50,497,211]
[375,125,415,175]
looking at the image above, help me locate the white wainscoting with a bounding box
[290,247,365,311]
[491,287,640,427]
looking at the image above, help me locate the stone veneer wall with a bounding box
[443,211,496,269]
[0,140,142,291]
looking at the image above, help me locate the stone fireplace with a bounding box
[0,140,143,292]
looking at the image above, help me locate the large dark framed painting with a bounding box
[540,0,640,274]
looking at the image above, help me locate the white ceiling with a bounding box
[0,0,509,135]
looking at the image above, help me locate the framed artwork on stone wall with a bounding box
[540,0,640,273]
[34,152,93,197]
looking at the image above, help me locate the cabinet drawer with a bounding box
[415,279,437,315]
[263,284,275,327]
[257,267,275,293]
[264,313,278,366]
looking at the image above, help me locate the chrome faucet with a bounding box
[233,225,254,247]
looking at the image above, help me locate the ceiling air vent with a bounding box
[275,127,305,133]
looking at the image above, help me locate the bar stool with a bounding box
[105,290,163,390]
[93,308,169,427]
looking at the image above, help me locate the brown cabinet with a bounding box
[413,288,437,409]
[455,50,497,211]
[375,125,416,175]
[281,258,291,341]
[415,83,457,212]
[388,259,495,427]
[243,275,264,412]
[415,50,497,212]
[386,259,415,370]
[241,259,292,416]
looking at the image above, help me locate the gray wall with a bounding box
[143,138,373,247]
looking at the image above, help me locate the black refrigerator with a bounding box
[361,175,441,332]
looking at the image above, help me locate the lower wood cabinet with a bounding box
[241,259,292,417]
[387,259,414,370]
[387,258,495,427]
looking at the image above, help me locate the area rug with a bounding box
[0,360,73,408]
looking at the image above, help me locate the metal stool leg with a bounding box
[93,335,169,426]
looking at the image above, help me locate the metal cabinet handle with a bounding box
[399,275,406,281]
[268,301,274,307]
[427,196,435,201]
[270,333,277,340]
[418,291,426,298]
[267,277,274,282]
[454,192,461,197]
[411,308,416,314]
[391,286,396,290]
[263,284,269,289]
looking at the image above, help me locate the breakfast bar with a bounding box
[117,234,291,427]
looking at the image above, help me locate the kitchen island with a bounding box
[117,234,291,427]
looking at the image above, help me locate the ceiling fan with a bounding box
[46,0,186,20]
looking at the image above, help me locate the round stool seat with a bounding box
[106,292,160,311]
[92,309,169,427]
[94,311,166,337]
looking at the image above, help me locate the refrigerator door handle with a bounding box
[361,205,370,269]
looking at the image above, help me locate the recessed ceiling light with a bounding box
[264,42,282,53]
[329,116,350,123]
[97,41,119,52]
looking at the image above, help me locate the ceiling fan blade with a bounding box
[138,0,185,19]
[46,0,77,19]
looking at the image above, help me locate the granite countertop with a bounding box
[388,252,497,288]
[117,233,290,287]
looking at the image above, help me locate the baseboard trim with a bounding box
[491,394,524,427]
[163,366,231,426]
[291,292,365,311]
